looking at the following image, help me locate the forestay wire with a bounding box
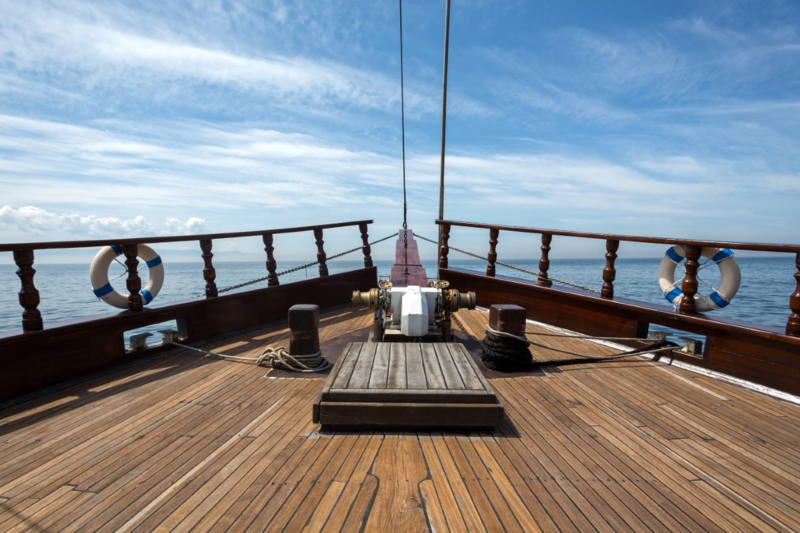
[399,0,409,275]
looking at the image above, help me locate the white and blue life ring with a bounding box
[658,245,740,312]
[90,244,164,309]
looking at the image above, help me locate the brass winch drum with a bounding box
[446,289,477,311]
[352,288,379,311]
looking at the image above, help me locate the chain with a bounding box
[415,233,600,294]
[202,233,396,296]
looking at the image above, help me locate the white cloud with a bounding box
[0,206,209,238]
[162,217,206,236]
[0,206,154,236]
[0,1,437,116]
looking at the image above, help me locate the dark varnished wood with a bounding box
[288,304,320,356]
[359,223,372,268]
[442,267,800,395]
[263,233,279,287]
[601,239,619,299]
[314,228,329,277]
[0,219,374,252]
[0,268,377,404]
[12,250,43,333]
[536,233,552,287]
[486,228,499,277]
[436,219,800,254]
[438,223,450,270]
[123,244,143,312]
[788,253,800,336]
[679,245,701,314]
[200,239,218,298]
[390,230,427,287]
[489,304,526,337]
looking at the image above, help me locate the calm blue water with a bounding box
[0,257,795,345]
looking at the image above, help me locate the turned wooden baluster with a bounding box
[359,223,372,268]
[314,228,329,276]
[679,245,702,313]
[123,244,143,312]
[200,239,218,297]
[601,239,619,299]
[787,253,800,336]
[263,233,279,286]
[486,228,499,277]
[13,250,43,332]
[439,224,450,269]
[537,234,552,287]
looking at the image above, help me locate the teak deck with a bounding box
[2,306,800,532]
[313,342,504,428]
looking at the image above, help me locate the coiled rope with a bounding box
[480,325,678,372]
[414,233,599,293]
[165,340,332,373]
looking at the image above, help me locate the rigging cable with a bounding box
[399,0,409,275]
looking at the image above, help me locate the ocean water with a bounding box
[0,256,796,345]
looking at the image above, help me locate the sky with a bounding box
[1,0,799,263]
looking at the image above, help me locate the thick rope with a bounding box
[415,233,600,293]
[166,340,332,373]
[480,325,678,371]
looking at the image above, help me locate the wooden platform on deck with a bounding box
[314,342,504,428]
[2,305,800,532]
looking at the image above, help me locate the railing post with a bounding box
[123,244,143,312]
[359,223,373,268]
[439,223,450,270]
[314,228,329,276]
[13,250,43,332]
[601,239,619,299]
[679,245,702,313]
[486,228,499,277]
[788,252,800,336]
[263,233,279,286]
[200,239,218,297]
[537,234,552,287]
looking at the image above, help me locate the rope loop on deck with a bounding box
[480,325,679,371]
[166,340,332,373]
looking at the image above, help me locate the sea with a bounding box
[0,257,795,346]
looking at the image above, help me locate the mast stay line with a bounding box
[399,0,409,276]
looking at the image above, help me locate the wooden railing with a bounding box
[436,219,800,336]
[1,220,374,333]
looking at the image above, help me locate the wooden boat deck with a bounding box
[2,306,800,532]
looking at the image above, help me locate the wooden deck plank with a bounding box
[331,343,361,390]
[368,344,391,389]
[404,343,427,389]
[421,343,446,389]
[321,436,382,533]
[386,343,407,389]
[347,343,377,390]
[418,434,469,533]
[434,343,465,390]
[448,343,483,390]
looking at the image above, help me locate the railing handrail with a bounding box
[436,218,800,336]
[6,219,377,333]
[435,219,800,254]
[0,220,374,252]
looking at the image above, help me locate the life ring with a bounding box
[90,245,164,309]
[658,245,740,312]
